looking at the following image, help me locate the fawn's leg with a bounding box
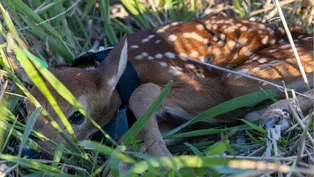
[129,83,172,156]
[129,78,231,157]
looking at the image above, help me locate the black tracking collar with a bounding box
[73,47,140,142]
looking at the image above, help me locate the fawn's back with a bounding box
[126,17,313,92]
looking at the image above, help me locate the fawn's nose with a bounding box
[14,144,43,159]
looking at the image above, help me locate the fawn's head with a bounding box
[22,38,128,152]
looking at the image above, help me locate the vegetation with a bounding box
[0,0,313,176]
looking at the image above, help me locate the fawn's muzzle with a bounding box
[14,144,51,159]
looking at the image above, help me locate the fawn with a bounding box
[11,16,313,159]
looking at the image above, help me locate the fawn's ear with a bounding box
[98,36,128,92]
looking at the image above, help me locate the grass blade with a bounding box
[0,154,76,177]
[184,142,204,156]
[18,106,43,157]
[121,81,173,145]
[123,155,229,176]
[78,140,135,164]
[205,139,230,156]
[164,90,277,138]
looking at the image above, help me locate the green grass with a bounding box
[0,0,313,176]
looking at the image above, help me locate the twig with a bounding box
[288,104,314,146]
[249,0,299,16]
[210,154,301,161]
[36,1,81,26]
[185,57,314,100]
[228,159,314,175]
[272,0,310,90]
[0,79,8,102]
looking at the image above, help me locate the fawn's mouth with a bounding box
[14,143,53,160]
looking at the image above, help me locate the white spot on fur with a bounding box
[155,40,161,44]
[169,66,183,75]
[191,33,206,42]
[250,67,260,73]
[239,37,248,45]
[168,35,178,41]
[240,26,248,31]
[186,64,196,69]
[258,58,268,63]
[84,66,96,71]
[227,40,236,49]
[268,49,278,53]
[159,62,168,67]
[251,56,259,60]
[217,41,224,46]
[148,56,154,60]
[142,38,150,43]
[135,55,143,60]
[302,37,313,40]
[196,24,204,30]
[190,51,199,57]
[279,44,290,49]
[148,34,155,39]
[242,47,252,56]
[258,24,266,29]
[130,45,139,49]
[270,39,276,45]
[203,38,209,44]
[279,39,285,44]
[174,66,183,71]
[196,73,204,78]
[135,52,149,60]
[156,25,170,33]
[225,26,236,33]
[142,52,148,57]
[179,53,189,61]
[171,22,179,26]
[213,35,218,41]
[156,28,164,33]
[213,48,221,55]
[262,35,269,44]
[183,32,191,38]
[155,53,163,59]
[165,52,176,59]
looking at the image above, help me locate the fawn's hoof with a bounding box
[260,100,291,132]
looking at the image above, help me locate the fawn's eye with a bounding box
[69,111,85,124]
